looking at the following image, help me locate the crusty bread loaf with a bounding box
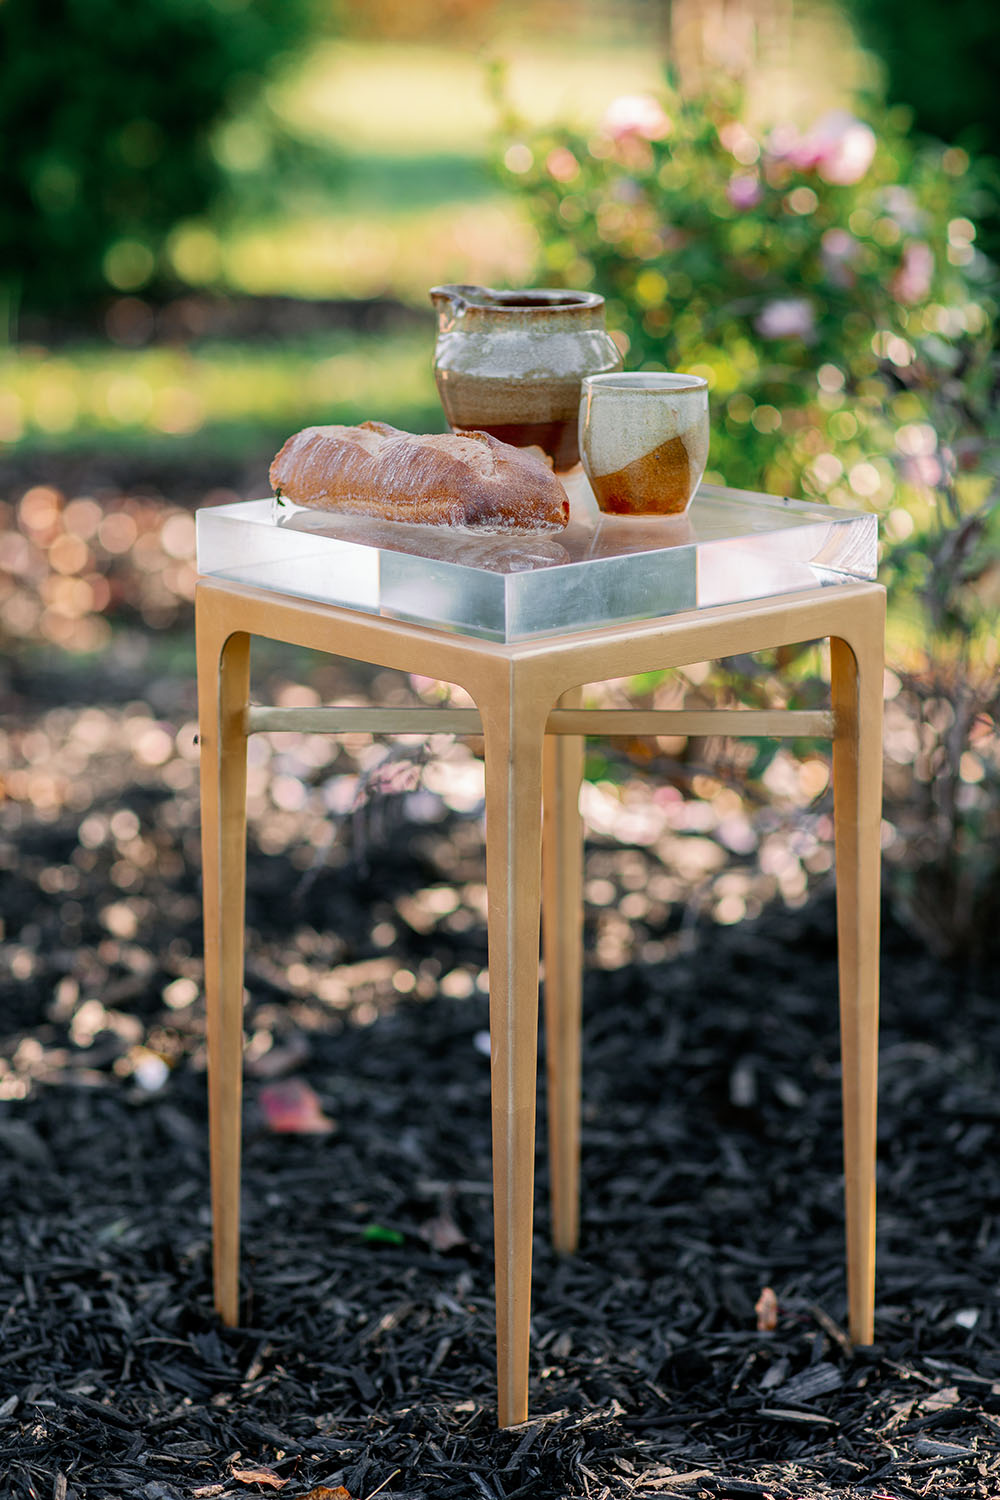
[269,421,569,531]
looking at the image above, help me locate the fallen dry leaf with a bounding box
[918,1384,961,1414]
[642,1473,713,1490]
[418,1209,468,1252]
[231,1462,289,1488]
[755,1285,779,1332]
[258,1077,335,1134]
[301,1489,352,1500]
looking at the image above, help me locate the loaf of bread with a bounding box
[269,421,569,531]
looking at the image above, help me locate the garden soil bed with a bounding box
[2,643,999,1500]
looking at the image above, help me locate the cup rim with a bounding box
[582,371,708,393]
[430,283,605,313]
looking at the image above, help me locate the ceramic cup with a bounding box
[578,372,710,515]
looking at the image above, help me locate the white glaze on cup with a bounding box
[579,372,709,515]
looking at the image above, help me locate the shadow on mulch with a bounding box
[1,656,999,1500]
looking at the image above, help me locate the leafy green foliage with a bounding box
[0,0,319,314]
[498,78,995,502]
[498,78,1000,954]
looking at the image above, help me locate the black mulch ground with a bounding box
[2,649,1000,1500]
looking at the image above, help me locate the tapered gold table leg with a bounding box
[542,686,585,1255]
[831,589,885,1346]
[197,595,250,1329]
[479,672,551,1428]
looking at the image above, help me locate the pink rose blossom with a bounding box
[754,298,816,341]
[821,227,860,287]
[727,172,762,210]
[891,240,934,304]
[601,94,672,142]
[822,228,857,261]
[900,454,943,488]
[882,185,924,233]
[769,111,876,186]
[545,146,580,183]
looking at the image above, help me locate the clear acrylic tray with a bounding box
[196,472,877,642]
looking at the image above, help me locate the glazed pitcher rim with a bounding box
[430,283,605,312]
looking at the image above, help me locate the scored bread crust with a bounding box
[269,421,569,531]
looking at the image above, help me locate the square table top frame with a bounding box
[196,574,885,1428]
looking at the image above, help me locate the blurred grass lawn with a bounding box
[0,332,442,456]
[275,41,663,158]
[3,30,866,459]
[2,42,664,459]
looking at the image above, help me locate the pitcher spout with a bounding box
[429,283,490,331]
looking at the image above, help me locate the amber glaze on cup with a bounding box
[430,284,622,471]
[579,372,710,515]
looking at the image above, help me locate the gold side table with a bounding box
[196,503,884,1427]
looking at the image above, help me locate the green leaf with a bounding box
[361,1224,405,1247]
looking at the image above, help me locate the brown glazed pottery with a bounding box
[430,283,622,471]
[579,372,710,516]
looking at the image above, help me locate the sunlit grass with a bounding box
[169,197,536,303]
[267,41,666,159]
[167,40,665,303]
[0,330,443,450]
[180,37,666,303]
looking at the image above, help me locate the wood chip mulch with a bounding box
[1,652,999,1500]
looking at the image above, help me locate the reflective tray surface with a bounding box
[196,474,877,641]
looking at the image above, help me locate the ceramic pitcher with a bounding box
[429,283,622,470]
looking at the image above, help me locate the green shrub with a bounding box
[0,0,319,316]
[497,77,995,499]
[497,77,1000,957]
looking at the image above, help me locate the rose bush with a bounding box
[498,80,994,510]
[497,79,1000,957]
